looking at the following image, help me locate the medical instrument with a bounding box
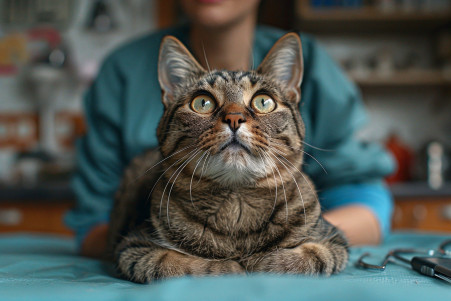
[356,239,451,284]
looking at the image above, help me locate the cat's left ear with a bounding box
[158,36,205,106]
[257,33,303,102]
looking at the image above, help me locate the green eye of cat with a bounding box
[190,95,216,114]
[251,94,276,114]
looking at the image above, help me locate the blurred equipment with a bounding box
[23,27,71,157]
[0,150,16,185]
[425,141,449,190]
[385,134,414,184]
[0,0,75,30]
[415,141,450,190]
[357,239,451,284]
[0,34,28,76]
[86,0,116,33]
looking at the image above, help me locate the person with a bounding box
[66,0,395,258]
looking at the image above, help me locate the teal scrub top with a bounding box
[65,25,395,247]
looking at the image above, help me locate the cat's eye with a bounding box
[251,94,276,114]
[190,95,216,114]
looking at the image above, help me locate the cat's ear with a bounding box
[257,33,303,101]
[158,36,205,106]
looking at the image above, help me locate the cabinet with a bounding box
[0,201,73,235]
[0,185,74,235]
[392,198,451,232]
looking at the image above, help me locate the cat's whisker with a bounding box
[204,151,214,175]
[301,140,334,152]
[294,148,328,174]
[269,150,307,225]
[190,150,208,208]
[263,151,287,223]
[269,146,317,201]
[268,137,333,153]
[300,149,328,174]
[267,139,297,154]
[150,147,198,202]
[267,140,297,157]
[160,149,201,226]
[201,41,211,73]
[166,149,203,227]
[268,139,328,175]
[249,39,255,71]
[197,151,210,184]
[269,146,302,173]
[153,148,199,216]
[136,143,197,181]
[259,150,278,220]
[256,150,272,195]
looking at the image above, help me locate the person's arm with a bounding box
[299,34,395,245]
[320,182,393,245]
[65,55,125,257]
[324,206,380,245]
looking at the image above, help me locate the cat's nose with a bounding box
[223,112,246,132]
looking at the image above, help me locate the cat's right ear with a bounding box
[158,36,205,107]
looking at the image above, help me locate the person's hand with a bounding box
[80,224,109,259]
[323,205,381,246]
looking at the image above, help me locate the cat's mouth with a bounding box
[219,137,252,155]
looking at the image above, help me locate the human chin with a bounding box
[190,9,238,28]
[182,0,259,28]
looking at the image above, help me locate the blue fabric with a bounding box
[65,24,395,248]
[0,233,449,301]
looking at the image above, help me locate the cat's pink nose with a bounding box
[223,112,246,132]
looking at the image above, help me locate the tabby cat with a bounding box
[107,33,348,283]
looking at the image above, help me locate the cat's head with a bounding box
[157,33,305,187]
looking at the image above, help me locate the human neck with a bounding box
[189,16,256,71]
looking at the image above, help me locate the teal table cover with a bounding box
[0,232,449,300]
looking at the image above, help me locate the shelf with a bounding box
[298,7,451,22]
[348,70,451,88]
[390,182,451,199]
[295,2,451,33]
[0,182,75,202]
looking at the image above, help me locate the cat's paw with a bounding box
[163,254,245,276]
[285,242,339,275]
[245,242,348,276]
[152,252,245,278]
[119,249,245,283]
[201,259,246,276]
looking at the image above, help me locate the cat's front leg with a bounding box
[242,241,348,276]
[115,232,245,283]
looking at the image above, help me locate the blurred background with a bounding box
[0,0,450,236]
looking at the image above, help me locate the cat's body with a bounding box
[107,33,348,283]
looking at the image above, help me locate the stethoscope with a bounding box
[356,239,451,284]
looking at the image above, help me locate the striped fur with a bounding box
[107,33,348,283]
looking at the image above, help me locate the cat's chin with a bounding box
[201,150,266,187]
